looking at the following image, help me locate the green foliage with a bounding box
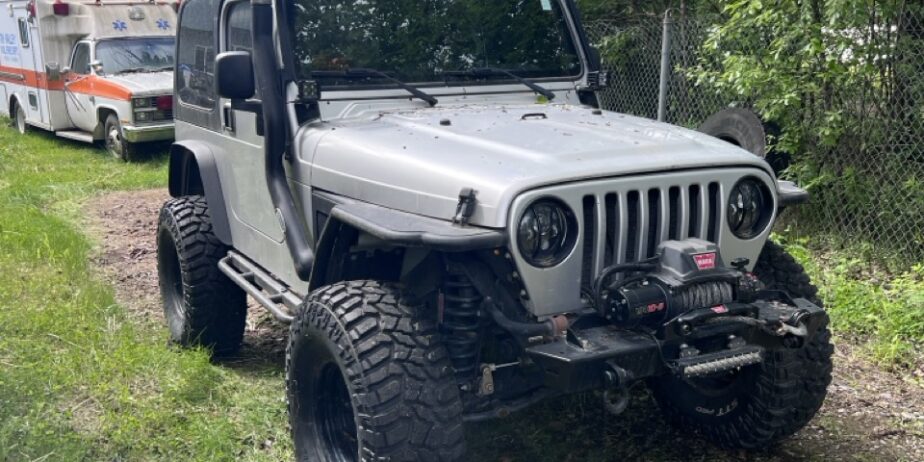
[686,0,924,262]
[778,233,924,369]
[0,125,291,461]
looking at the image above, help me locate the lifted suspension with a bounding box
[441,269,483,383]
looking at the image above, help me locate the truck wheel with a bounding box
[650,240,833,449]
[287,281,466,462]
[156,195,246,356]
[13,102,28,135]
[104,114,136,161]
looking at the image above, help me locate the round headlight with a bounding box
[517,199,577,268]
[727,177,773,239]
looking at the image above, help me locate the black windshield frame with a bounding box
[285,0,587,92]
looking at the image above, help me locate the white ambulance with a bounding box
[0,0,177,160]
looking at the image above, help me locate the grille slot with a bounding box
[581,195,596,290]
[688,184,701,237]
[625,191,639,263]
[580,181,723,291]
[668,186,680,240]
[707,182,721,242]
[647,189,661,258]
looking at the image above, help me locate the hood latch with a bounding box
[453,188,478,226]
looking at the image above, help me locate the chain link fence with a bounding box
[586,10,924,264]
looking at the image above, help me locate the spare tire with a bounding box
[699,108,790,174]
[699,108,768,156]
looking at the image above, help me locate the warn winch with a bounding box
[595,239,761,327]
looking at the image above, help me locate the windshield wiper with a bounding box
[311,68,438,107]
[117,67,148,74]
[442,68,556,101]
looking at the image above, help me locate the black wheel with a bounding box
[13,101,28,135]
[156,195,246,356]
[650,240,833,449]
[287,281,466,462]
[104,114,137,161]
[699,108,791,174]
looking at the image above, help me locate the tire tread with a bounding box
[157,195,246,355]
[287,281,466,461]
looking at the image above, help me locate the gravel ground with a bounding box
[85,189,924,462]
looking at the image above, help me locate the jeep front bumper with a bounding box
[526,296,828,394]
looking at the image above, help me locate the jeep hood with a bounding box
[307,104,772,228]
[102,71,173,98]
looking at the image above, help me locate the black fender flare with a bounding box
[308,197,507,291]
[168,140,233,245]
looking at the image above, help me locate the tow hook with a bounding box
[778,309,810,337]
[777,320,808,338]
[603,362,632,416]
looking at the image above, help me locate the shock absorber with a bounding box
[441,270,483,384]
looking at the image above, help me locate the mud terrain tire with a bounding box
[650,240,833,449]
[287,281,466,462]
[156,195,246,355]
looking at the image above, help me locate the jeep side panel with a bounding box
[173,0,306,290]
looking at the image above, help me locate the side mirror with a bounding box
[215,51,255,100]
[61,66,71,75]
[90,60,103,74]
[45,62,61,81]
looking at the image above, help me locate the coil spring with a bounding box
[441,273,482,383]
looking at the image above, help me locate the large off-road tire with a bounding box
[13,101,28,135]
[156,195,246,356]
[287,281,466,462]
[753,240,821,305]
[104,114,137,161]
[650,240,833,449]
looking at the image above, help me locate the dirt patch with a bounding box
[84,189,288,366]
[85,189,924,461]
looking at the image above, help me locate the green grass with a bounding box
[0,123,290,461]
[777,232,924,369]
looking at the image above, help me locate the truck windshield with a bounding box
[95,37,175,75]
[289,0,583,88]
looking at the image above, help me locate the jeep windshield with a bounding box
[95,37,175,75]
[289,0,583,90]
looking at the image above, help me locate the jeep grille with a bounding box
[579,182,722,289]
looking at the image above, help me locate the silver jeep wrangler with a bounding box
[157,0,833,460]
